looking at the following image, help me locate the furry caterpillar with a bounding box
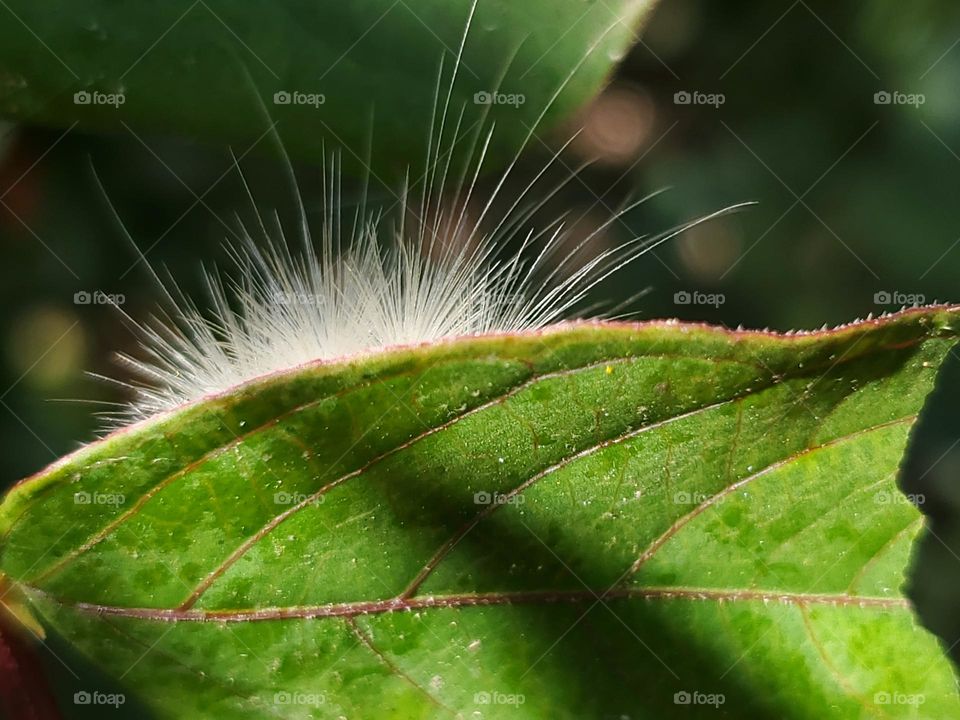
[98,3,746,429]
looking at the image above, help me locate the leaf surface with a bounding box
[2,309,959,718]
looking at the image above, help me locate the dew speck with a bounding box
[607,46,627,62]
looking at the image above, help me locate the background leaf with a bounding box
[0,0,656,172]
[2,308,959,718]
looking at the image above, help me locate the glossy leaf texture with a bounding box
[2,309,960,718]
[0,0,656,172]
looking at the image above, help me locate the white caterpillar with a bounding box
[97,2,747,428]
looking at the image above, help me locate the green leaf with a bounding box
[0,0,656,171]
[2,308,959,718]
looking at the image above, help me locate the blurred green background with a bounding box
[4,0,959,482]
[2,0,960,712]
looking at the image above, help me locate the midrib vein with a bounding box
[40,586,910,624]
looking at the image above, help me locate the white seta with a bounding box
[98,2,747,428]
